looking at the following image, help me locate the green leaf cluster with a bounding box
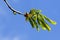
[25,9,56,31]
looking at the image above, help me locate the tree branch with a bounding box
[4,0,24,15]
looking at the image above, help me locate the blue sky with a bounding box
[0,0,60,40]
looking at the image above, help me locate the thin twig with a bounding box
[4,0,24,15]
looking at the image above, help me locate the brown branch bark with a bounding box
[4,0,24,15]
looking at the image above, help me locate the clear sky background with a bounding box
[0,0,60,40]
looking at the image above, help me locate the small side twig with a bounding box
[4,0,24,15]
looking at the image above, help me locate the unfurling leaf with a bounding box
[32,15,37,20]
[29,9,36,15]
[37,16,46,30]
[37,16,40,25]
[40,20,51,31]
[44,16,56,25]
[37,14,46,30]
[29,18,35,28]
[39,14,44,20]
[31,17,39,31]
[38,13,51,31]
[40,21,46,30]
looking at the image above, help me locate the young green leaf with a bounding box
[29,18,35,28]
[40,21,47,30]
[31,17,39,31]
[40,20,51,31]
[29,9,36,15]
[44,16,56,25]
[37,16,46,30]
[32,15,37,21]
